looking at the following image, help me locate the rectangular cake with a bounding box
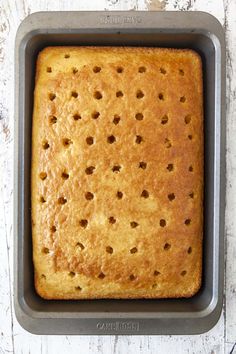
[31,46,203,299]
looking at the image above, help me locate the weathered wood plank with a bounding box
[224,0,236,346]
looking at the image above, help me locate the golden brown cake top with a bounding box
[31,46,203,299]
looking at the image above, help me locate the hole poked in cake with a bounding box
[160,67,166,74]
[113,115,120,125]
[168,193,175,201]
[158,93,164,101]
[116,66,123,73]
[42,247,49,254]
[188,134,193,140]
[107,135,116,144]
[185,115,191,124]
[116,91,124,98]
[138,66,146,73]
[130,221,139,228]
[164,138,172,148]
[86,136,94,145]
[136,90,144,99]
[46,67,52,73]
[129,274,136,281]
[68,271,75,278]
[189,165,193,172]
[49,116,57,124]
[58,197,67,205]
[141,190,149,198]
[179,69,184,76]
[189,192,194,199]
[139,161,147,169]
[61,171,69,180]
[167,163,174,172]
[64,53,70,58]
[62,138,73,147]
[76,241,85,250]
[40,196,46,203]
[85,166,95,175]
[93,66,101,73]
[49,93,56,101]
[71,91,78,98]
[130,247,138,254]
[161,114,168,125]
[135,135,143,144]
[109,216,116,224]
[50,225,56,233]
[79,219,88,228]
[72,67,78,74]
[116,191,123,199]
[187,246,192,254]
[73,113,81,121]
[106,246,113,254]
[135,113,144,121]
[159,219,166,227]
[94,91,103,100]
[154,270,160,276]
[85,192,94,200]
[112,165,121,173]
[39,172,47,180]
[75,286,82,291]
[92,111,100,119]
[42,140,49,150]
[98,272,105,279]
[181,270,187,276]
[180,96,186,103]
[164,242,171,251]
[185,218,191,226]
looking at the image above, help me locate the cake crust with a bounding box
[31,46,203,299]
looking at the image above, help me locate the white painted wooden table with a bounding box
[0,0,235,353]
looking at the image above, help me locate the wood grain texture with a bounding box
[0,0,234,353]
[224,0,236,347]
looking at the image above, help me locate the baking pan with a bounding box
[14,11,226,335]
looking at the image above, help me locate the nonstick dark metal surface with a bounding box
[14,11,225,335]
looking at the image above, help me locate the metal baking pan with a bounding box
[14,11,225,335]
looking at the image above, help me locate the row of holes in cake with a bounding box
[39,158,196,178]
[47,62,185,76]
[39,161,194,175]
[49,113,192,125]
[39,188,194,204]
[42,134,192,150]
[39,161,147,181]
[39,190,194,204]
[42,243,192,255]
[41,267,188,290]
[42,135,193,149]
[49,91,187,102]
[39,188,193,204]
[39,211,192,228]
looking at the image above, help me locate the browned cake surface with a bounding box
[31,46,203,299]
